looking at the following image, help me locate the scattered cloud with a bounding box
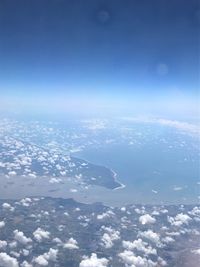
[139,214,156,225]
[13,230,32,245]
[33,228,50,242]
[63,238,79,249]
[0,252,19,267]
[123,117,200,136]
[34,248,58,266]
[79,253,109,267]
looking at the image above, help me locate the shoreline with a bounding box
[110,169,126,190]
[71,153,125,190]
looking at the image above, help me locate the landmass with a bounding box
[0,134,122,190]
[0,197,199,266]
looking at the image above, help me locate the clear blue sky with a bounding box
[0,0,199,118]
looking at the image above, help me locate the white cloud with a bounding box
[82,119,107,130]
[33,228,50,242]
[157,256,167,266]
[70,188,78,193]
[0,252,19,267]
[34,255,48,266]
[0,240,7,250]
[20,198,32,207]
[8,241,17,249]
[120,207,126,212]
[135,208,145,215]
[34,248,58,266]
[156,118,200,135]
[45,248,58,261]
[2,203,14,211]
[101,226,120,248]
[123,117,200,136]
[191,248,200,255]
[8,171,17,177]
[119,250,156,267]
[49,177,62,184]
[122,239,157,255]
[173,186,183,191]
[13,230,32,245]
[0,221,5,228]
[189,206,200,216]
[168,213,191,227]
[139,214,156,225]
[52,237,62,244]
[139,230,160,245]
[2,202,11,209]
[63,238,79,249]
[160,209,168,214]
[21,249,29,257]
[97,210,115,220]
[79,253,109,267]
[21,261,33,267]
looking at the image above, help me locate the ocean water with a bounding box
[74,133,200,205]
[1,118,199,206]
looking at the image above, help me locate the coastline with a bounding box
[71,153,125,190]
[111,169,126,190]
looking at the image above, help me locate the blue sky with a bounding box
[0,0,199,119]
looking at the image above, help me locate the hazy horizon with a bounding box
[0,0,199,120]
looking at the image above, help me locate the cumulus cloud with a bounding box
[119,250,156,267]
[139,230,160,245]
[34,248,58,266]
[34,256,48,266]
[97,210,115,220]
[120,207,126,212]
[8,241,17,249]
[52,237,62,244]
[0,240,7,250]
[13,230,32,245]
[122,239,157,255]
[33,228,50,242]
[189,206,200,216]
[139,214,156,225]
[101,226,120,248]
[0,252,19,267]
[79,253,109,267]
[21,249,29,256]
[2,203,14,211]
[63,238,79,249]
[0,221,5,228]
[21,261,33,267]
[135,208,145,215]
[20,198,32,207]
[168,213,191,227]
[49,177,62,184]
[191,248,200,255]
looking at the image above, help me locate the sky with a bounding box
[0,0,199,119]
